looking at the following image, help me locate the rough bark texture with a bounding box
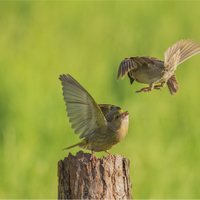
[58,151,132,199]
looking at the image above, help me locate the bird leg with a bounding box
[153,85,162,90]
[154,82,166,90]
[90,151,98,164]
[136,87,152,93]
[136,84,163,93]
[105,150,115,163]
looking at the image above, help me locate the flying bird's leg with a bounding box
[136,87,151,93]
[154,85,162,89]
[136,86,161,93]
[105,150,115,162]
[136,82,165,93]
[154,82,166,90]
[90,151,98,164]
[136,82,155,93]
[153,86,161,90]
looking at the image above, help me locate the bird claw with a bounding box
[90,151,115,165]
[90,151,98,165]
[136,87,150,93]
[105,150,115,163]
[154,85,161,90]
[136,85,162,93]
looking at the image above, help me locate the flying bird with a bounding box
[117,39,200,95]
[59,74,129,163]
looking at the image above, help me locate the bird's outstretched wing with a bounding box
[164,39,200,68]
[117,56,158,80]
[59,74,107,139]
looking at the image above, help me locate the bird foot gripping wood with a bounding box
[105,150,115,163]
[90,151,98,165]
[90,151,115,165]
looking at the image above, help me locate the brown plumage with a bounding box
[117,39,200,95]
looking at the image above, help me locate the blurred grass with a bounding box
[1,1,200,199]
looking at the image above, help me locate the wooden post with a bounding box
[58,151,132,199]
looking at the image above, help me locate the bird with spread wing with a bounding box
[59,74,129,163]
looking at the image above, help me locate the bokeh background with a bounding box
[1,1,200,199]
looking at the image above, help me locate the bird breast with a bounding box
[130,62,165,84]
[86,117,129,152]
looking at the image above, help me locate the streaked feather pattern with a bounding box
[164,49,180,70]
[117,56,159,80]
[167,74,179,96]
[59,74,107,139]
[164,39,200,66]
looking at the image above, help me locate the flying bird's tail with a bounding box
[167,74,179,96]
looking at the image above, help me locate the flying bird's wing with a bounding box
[117,56,158,80]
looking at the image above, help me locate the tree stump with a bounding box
[57,151,132,199]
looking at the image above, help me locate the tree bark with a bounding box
[58,151,132,199]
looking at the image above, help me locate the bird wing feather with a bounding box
[59,74,107,139]
[117,56,158,80]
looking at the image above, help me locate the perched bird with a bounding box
[117,39,200,95]
[59,74,129,163]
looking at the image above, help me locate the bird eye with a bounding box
[116,116,120,119]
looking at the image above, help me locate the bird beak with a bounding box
[121,111,129,119]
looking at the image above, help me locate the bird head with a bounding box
[105,106,129,133]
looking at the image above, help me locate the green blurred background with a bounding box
[1,1,200,199]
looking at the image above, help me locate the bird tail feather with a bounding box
[164,39,200,67]
[167,74,179,96]
[62,140,86,150]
